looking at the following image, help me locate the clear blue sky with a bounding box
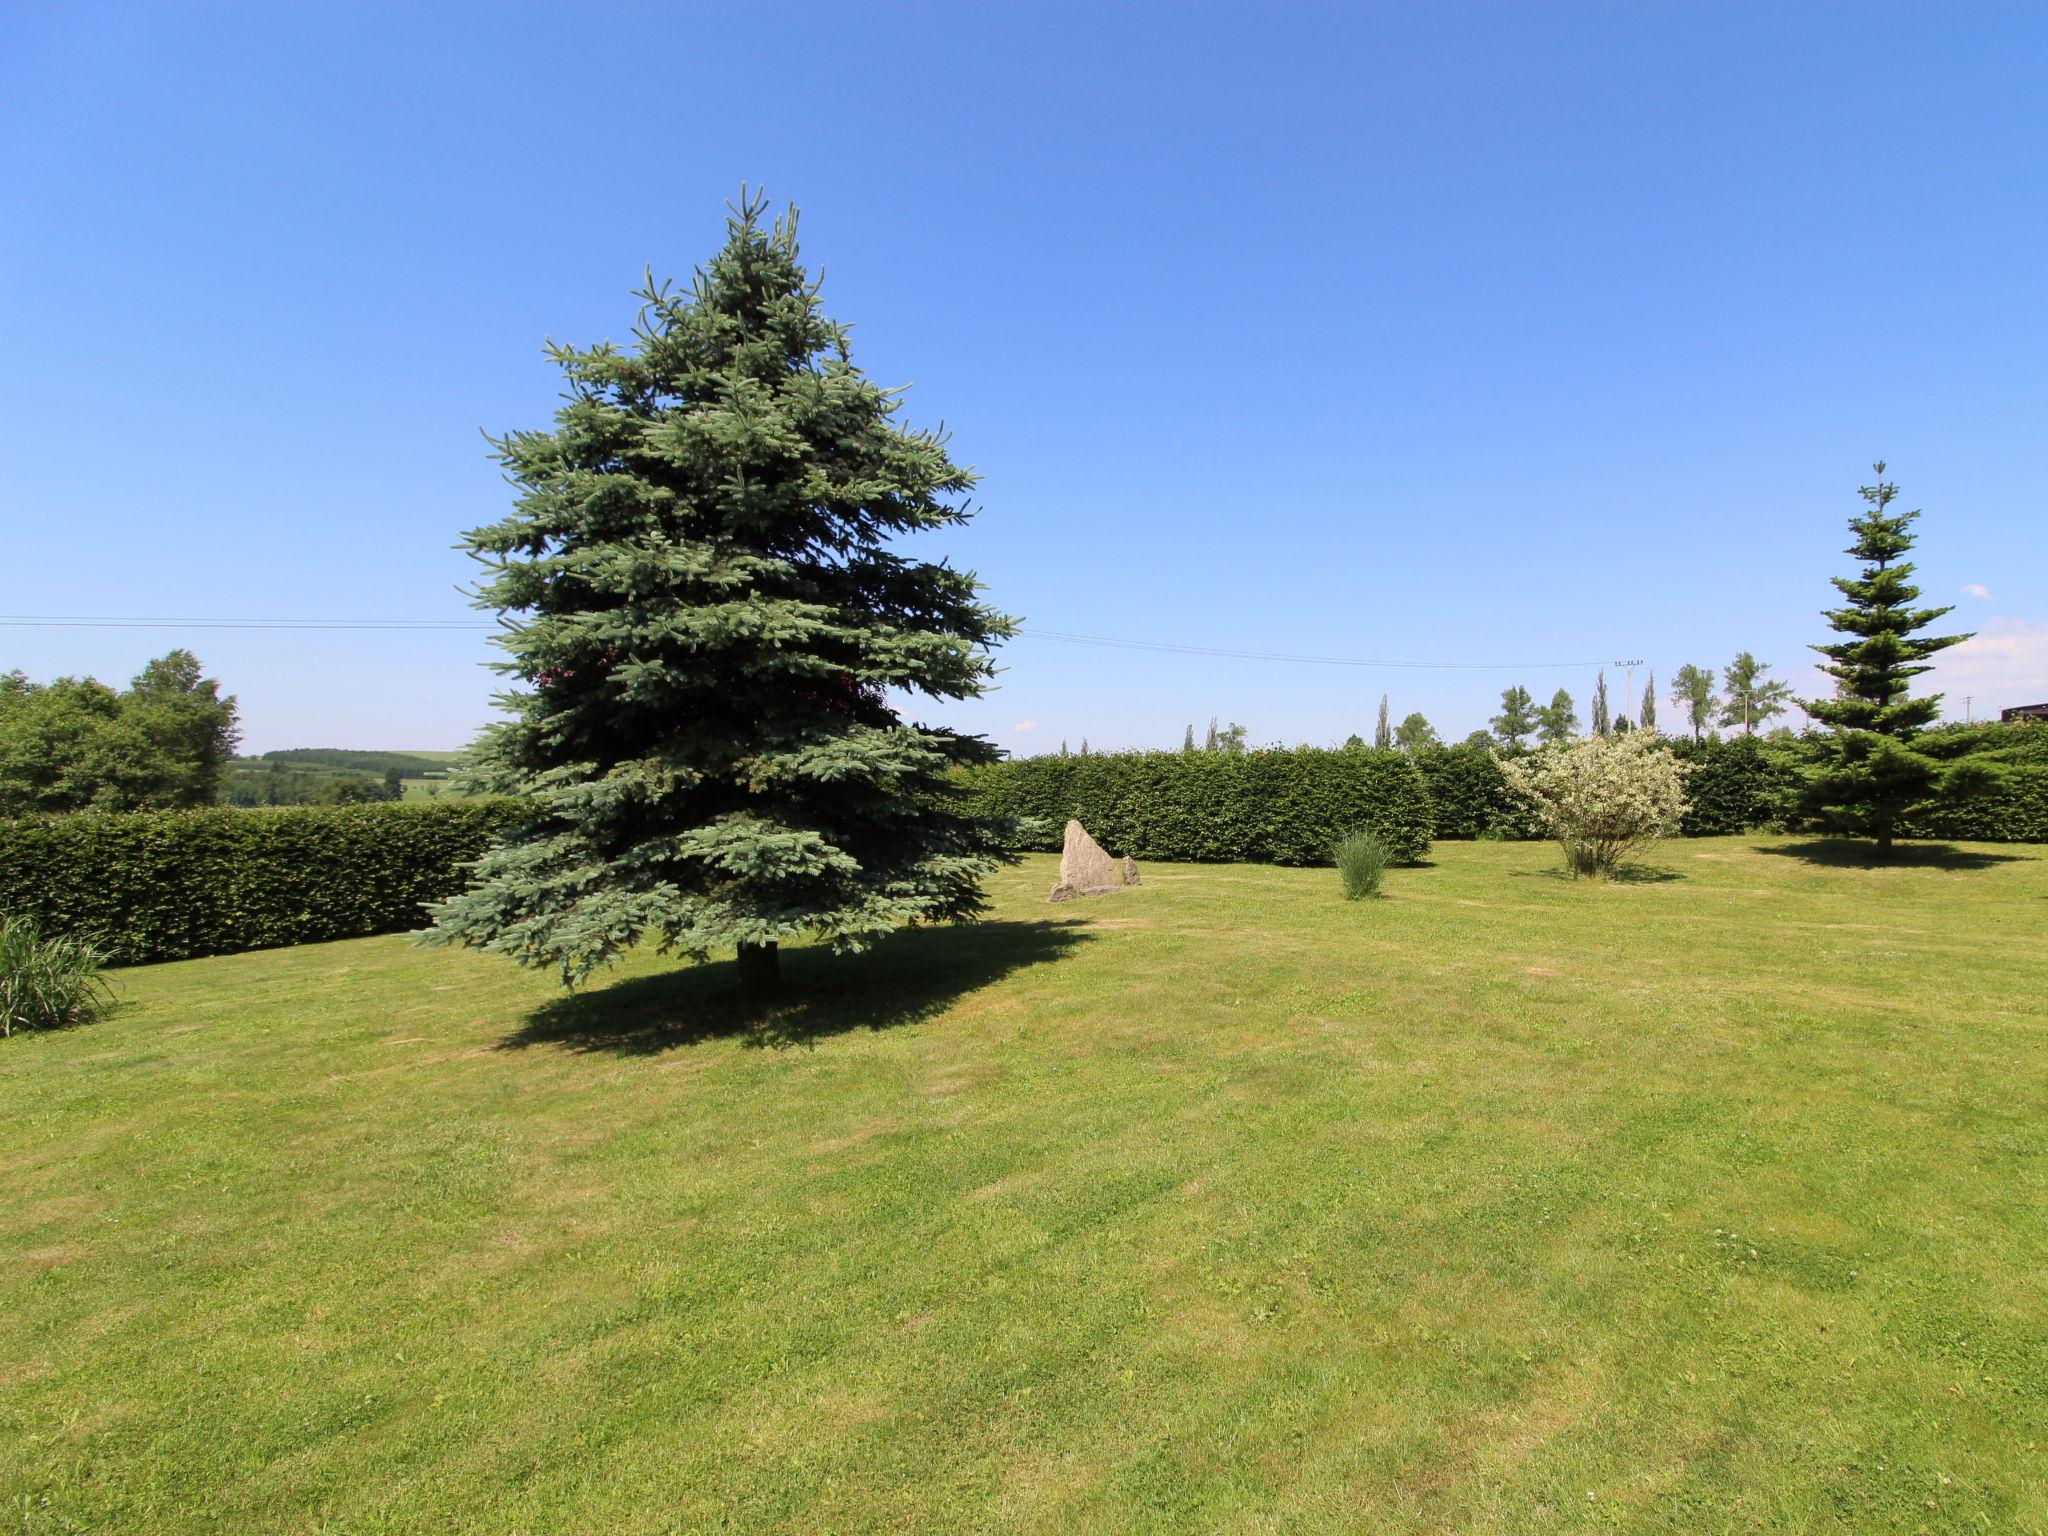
[4,2,2044,755]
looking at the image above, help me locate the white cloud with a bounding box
[1962,583,1994,599]
[1012,720,1038,732]
[1933,618,2048,717]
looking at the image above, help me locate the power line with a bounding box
[1022,628,1603,671]
[0,616,488,632]
[0,615,1609,671]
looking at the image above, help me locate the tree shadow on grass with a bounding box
[1510,862,1686,885]
[1754,838,2031,872]
[498,917,1094,1055]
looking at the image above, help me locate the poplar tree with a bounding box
[425,193,1015,987]
[1638,671,1658,734]
[1803,464,1976,852]
[1590,671,1611,736]
[1374,694,1392,750]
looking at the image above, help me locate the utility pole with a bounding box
[1615,659,1644,724]
[1965,695,1973,725]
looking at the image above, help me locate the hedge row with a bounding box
[1903,765,2048,843]
[0,800,521,964]
[1409,745,1541,840]
[958,748,1436,865]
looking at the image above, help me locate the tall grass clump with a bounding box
[1334,831,1392,899]
[0,916,114,1037]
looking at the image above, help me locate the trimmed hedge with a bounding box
[959,748,1435,865]
[0,800,520,964]
[1669,737,1802,836]
[1411,744,1540,840]
[1903,764,2048,843]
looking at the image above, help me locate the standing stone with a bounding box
[1048,820,1140,902]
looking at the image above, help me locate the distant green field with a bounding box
[222,750,469,805]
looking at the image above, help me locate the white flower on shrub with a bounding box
[1498,733,1692,878]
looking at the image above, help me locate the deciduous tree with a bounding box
[1490,685,1539,750]
[1393,712,1441,753]
[1669,665,1715,742]
[1536,688,1578,746]
[1719,652,1791,734]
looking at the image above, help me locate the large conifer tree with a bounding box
[426,194,1015,986]
[1802,464,1973,852]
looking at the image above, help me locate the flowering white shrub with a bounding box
[1498,733,1691,878]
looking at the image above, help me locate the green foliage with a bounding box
[1198,720,1248,754]
[1536,688,1577,746]
[959,747,1434,866]
[0,915,114,1037]
[257,749,454,777]
[423,193,1014,984]
[1637,671,1657,733]
[1332,830,1391,899]
[1670,728,2046,843]
[1671,736,1801,835]
[0,801,521,964]
[1668,664,1716,741]
[1373,694,1392,751]
[1410,742,1540,840]
[1802,464,1974,850]
[1490,685,1539,749]
[222,756,414,806]
[1500,733,1692,878]
[1393,712,1440,753]
[1720,652,1792,733]
[1590,670,1611,735]
[1901,765,2048,842]
[0,650,239,815]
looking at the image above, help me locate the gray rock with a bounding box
[1048,821,1139,902]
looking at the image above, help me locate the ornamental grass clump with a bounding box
[1333,831,1391,899]
[0,915,114,1037]
[1498,733,1690,879]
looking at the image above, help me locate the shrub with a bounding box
[1900,763,2048,843]
[0,915,113,1036]
[1499,734,1691,878]
[0,800,522,965]
[1333,831,1391,899]
[1411,743,1543,840]
[957,747,1434,866]
[1669,736,1803,836]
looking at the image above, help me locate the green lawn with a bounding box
[5,837,2046,1533]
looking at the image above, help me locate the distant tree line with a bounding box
[0,650,239,816]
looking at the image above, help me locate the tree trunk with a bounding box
[737,941,780,992]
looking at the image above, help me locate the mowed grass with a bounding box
[5,837,2046,1534]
